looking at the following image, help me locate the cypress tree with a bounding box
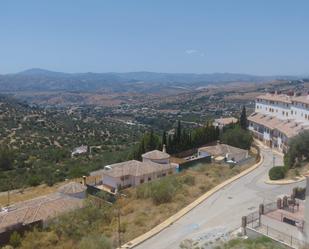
[240,106,247,130]
[162,131,167,148]
[176,120,182,143]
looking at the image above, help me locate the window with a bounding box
[120,175,129,181]
[148,177,151,181]
[140,179,144,184]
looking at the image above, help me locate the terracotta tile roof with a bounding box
[58,182,87,195]
[292,95,309,105]
[248,113,309,138]
[0,191,84,232]
[248,113,282,130]
[257,93,292,104]
[214,117,238,126]
[198,144,247,157]
[102,160,177,178]
[142,150,170,160]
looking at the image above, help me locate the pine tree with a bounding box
[240,106,247,130]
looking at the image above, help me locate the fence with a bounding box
[246,210,304,248]
[178,156,211,171]
[251,223,303,248]
[264,202,278,214]
[246,211,260,229]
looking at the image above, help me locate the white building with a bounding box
[71,145,88,157]
[102,149,178,190]
[198,144,249,163]
[213,117,238,130]
[248,93,309,152]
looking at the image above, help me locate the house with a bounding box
[248,93,309,152]
[213,117,238,130]
[0,182,86,235]
[198,143,249,163]
[71,145,88,157]
[102,149,178,190]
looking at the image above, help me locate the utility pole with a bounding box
[7,181,12,207]
[118,204,121,247]
[7,189,10,207]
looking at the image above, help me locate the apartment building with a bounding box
[248,93,309,152]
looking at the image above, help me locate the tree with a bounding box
[131,130,161,160]
[176,120,181,143]
[0,147,14,171]
[240,106,248,130]
[284,131,309,168]
[162,131,167,148]
[221,126,253,150]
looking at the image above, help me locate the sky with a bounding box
[0,0,309,75]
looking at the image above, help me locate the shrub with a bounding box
[269,166,286,180]
[27,175,41,187]
[78,234,111,249]
[151,177,183,205]
[182,175,195,186]
[136,184,151,199]
[9,231,21,248]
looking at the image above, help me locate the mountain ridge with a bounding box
[0,68,302,93]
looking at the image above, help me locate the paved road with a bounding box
[135,146,306,249]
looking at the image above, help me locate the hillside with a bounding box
[0,69,298,93]
[0,95,143,191]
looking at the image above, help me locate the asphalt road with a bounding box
[135,146,306,249]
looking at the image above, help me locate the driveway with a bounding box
[135,146,305,249]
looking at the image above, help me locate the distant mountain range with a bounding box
[0,68,301,93]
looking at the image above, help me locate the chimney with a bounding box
[82,176,87,186]
[162,144,166,153]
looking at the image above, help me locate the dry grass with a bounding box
[285,163,309,180]
[112,161,253,245]
[0,181,69,206]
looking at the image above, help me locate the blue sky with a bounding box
[1,0,308,75]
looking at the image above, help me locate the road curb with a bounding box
[264,176,305,185]
[119,152,264,249]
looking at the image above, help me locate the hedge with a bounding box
[269,166,286,180]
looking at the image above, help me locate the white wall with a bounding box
[255,98,309,124]
[255,101,290,120]
[290,105,309,123]
[102,175,119,189]
[198,150,210,158]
